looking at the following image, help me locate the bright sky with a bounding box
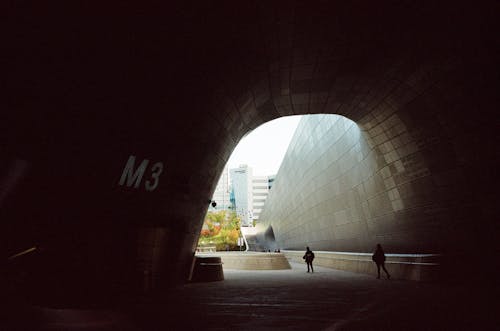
[226,115,302,176]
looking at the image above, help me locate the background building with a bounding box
[208,165,231,211]
[230,165,253,226]
[230,164,275,226]
[251,175,274,224]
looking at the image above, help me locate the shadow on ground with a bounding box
[1,262,497,330]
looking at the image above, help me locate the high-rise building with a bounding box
[209,165,231,211]
[230,164,275,226]
[252,176,271,222]
[230,164,253,226]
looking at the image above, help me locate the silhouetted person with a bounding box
[372,244,390,279]
[303,246,315,273]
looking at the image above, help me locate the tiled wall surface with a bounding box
[261,114,458,253]
[257,106,495,255]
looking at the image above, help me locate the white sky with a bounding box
[226,115,302,176]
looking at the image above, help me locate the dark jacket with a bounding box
[303,250,315,263]
[372,248,386,264]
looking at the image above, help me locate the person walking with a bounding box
[303,246,315,273]
[372,244,390,279]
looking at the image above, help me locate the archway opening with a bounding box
[199,112,443,284]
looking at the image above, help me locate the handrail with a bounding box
[7,246,37,261]
[240,229,250,252]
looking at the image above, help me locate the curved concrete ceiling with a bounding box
[1,1,498,298]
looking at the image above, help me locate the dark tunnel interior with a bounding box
[1,1,499,329]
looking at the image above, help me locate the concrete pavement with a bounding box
[2,262,496,330]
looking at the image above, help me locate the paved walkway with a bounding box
[2,262,496,330]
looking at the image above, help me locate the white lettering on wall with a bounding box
[145,162,163,191]
[119,155,163,191]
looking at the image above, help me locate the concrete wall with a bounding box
[200,252,291,270]
[282,250,440,281]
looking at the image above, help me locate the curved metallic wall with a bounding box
[257,114,461,254]
[1,1,498,301]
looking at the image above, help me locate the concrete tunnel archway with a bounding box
[1,1,498,304]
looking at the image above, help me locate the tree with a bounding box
[197,210,244,251]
